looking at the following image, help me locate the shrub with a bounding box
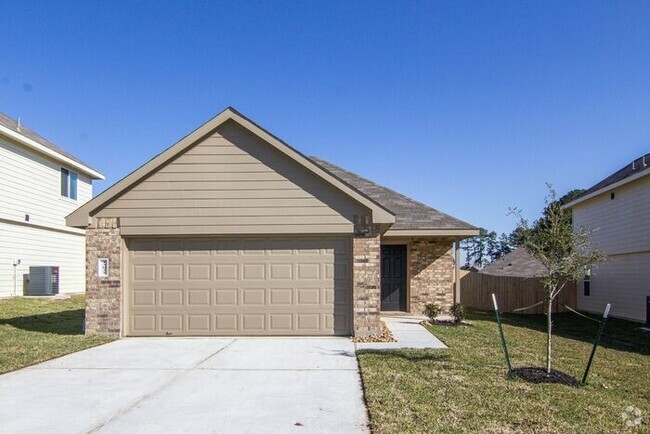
[423,303,441,322]
[450,303,466,324]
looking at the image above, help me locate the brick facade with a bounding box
[352,221,381,337]
[408,238,454,314]
[85,217,122,336]
[82,216,453,337]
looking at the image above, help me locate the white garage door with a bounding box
[126,237,352,336]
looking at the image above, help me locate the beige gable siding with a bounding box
[578,252,650,322]
[97,120,367,235]
[572,175,650,256]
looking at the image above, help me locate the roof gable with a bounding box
[94,119,371,235]
[67,107,394,228]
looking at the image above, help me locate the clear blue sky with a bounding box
[2,1,649,235]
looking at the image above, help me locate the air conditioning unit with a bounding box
[27,266,60,296]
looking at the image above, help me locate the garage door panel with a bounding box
[188,264,212,281]
[160,264,184,281]
[132,315,156,332]
[159,289,184,306]
[132,289,156,306]
[188,314,211,331]
[269,288,293,305]
[215,289,238,305]
[160,314,183,331]
[133,264,156,281]
[242,289,265,305]
[297,314,320,330]
[297,288,321,305]
[215,264,239,280]
[242,314,265,331]
[269,314,292,331]
[215,314,238,331]
[269,263,292,280]
[187,289,211,306]
[242,264,266,280]
[127,237,351,336]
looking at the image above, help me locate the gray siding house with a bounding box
[0,113,104,297]
[565,154,650,324]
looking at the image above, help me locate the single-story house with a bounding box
[565,153,650,324]
[67,107,478,337]
[0,112,104,297]
[479,248,547,278]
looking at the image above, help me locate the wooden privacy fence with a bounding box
[460,272,577,314]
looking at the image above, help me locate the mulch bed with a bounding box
[511,367,581,387]
[421,319,472,327]
[353,321,397,343]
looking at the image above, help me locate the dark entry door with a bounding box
[381,245,407,311]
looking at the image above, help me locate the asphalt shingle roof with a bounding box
[572,153,649,202]
[0,111,98,172]
[310,157,476,231]
[480,248,548,278]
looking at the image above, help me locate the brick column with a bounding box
[352,220,381,337]
[409,238,454,314]
[85,217,122,336]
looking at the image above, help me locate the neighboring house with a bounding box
[0,113,104,297]
[67,107,478,337]
[461,264,481,273]
[565,153,650,324]
[480,248,547,278]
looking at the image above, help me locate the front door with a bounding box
[381,245,407,311]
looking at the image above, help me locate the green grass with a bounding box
[0,295,113,374]
[357,310,649,433]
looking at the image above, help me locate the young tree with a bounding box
[512,185,604,374]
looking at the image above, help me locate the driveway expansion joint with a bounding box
[88,339,237,433]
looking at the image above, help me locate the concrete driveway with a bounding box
[0,338,369,433]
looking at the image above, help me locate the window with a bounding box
[61,168,78,199]
[97,258,109,277]
[583,269,591,296]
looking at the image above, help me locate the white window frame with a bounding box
[60,167,79,200]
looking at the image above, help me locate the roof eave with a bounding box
[563,169,650,209]
[0,123,105,180]
[383,228,479,238]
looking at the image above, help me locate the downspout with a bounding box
[454,241,461,304]
[12,259,21,297]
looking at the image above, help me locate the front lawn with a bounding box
[0,295,113,374]
[357,310,649,433]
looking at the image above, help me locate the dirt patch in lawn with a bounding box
[511,367,580,387]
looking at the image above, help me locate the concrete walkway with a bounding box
[356,316,447,350]
[0,338,369,434]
